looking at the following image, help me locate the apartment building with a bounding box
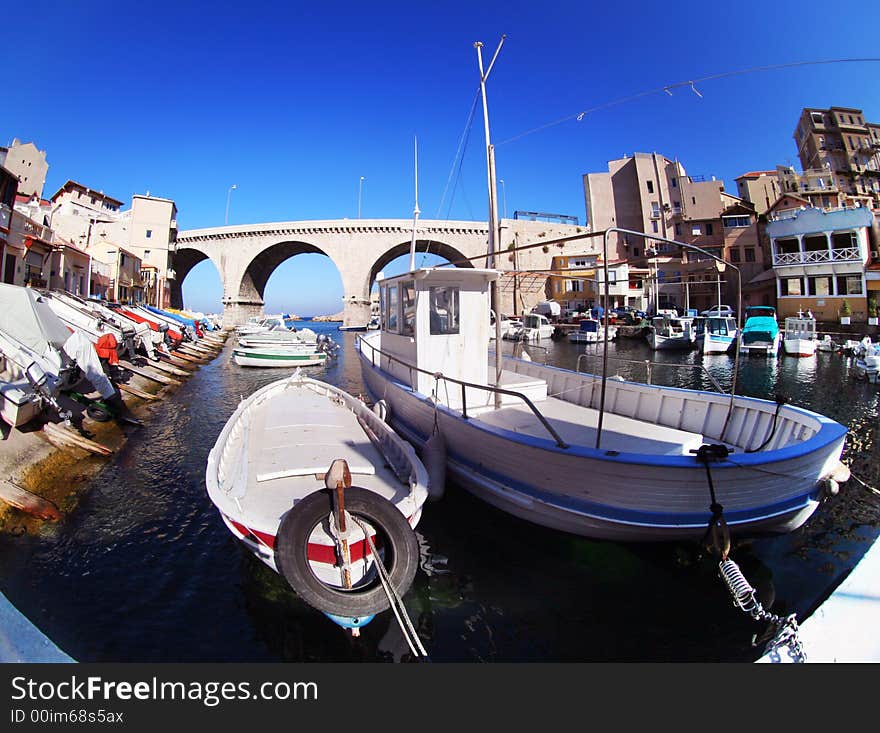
[89,242,144,304]
[49,181,177,307]
[793,106,880,209]
[583,153,765,313]
[766,194,874,321]
[547,253,645,312]
[0,139,48,199]
[735,171,782,215]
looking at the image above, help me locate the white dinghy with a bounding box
[205,370,430,630]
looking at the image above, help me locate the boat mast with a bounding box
[408,135,421,272]
[475,36,505,406]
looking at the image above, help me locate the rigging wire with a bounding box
[497,58,880,146]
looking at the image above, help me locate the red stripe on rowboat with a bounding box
[227,518,380,564]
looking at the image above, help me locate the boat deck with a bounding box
[235,386,409,533]
[472,394,711,455]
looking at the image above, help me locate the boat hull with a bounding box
[783,338,817,357]
[358,337,846,542]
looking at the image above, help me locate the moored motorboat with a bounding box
[739,305,780,356]
[782,313,817,357]
[568,318,617,344]
[205,370,429,628]
[695,316,738,355]
[646,315,696,350]
[232,344,329,367]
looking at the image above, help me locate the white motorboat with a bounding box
[695,316,738,355]
[489,310,513,340]
[817,335,836,352]
[853,338,880,383]
[357,267,848,542]
[232,344,329,368]
[0,284,118,427]
[505,313,554,341]
[782,314,817,357]
[205,370,429,627]
[739,305,780,356]
[647,315,696,350]
[568,318,617,344]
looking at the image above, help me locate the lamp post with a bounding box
[500,179,507,219]
[357,176,365,218]
[225,184,237,225]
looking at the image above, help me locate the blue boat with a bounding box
[739,306,780,356]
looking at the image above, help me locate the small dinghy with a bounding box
[205,370,430,629]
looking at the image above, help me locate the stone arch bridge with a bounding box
[173,218,588,328]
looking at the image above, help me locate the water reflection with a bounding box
[0,322,877,661]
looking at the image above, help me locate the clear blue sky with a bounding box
[4,1,879,315]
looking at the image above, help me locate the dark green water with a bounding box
[0,324,878,662]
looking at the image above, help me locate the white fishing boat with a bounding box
[817,334,836,353]
[695,316,738,355]
[232,344,329,368]
[739,305,780,356]
[568,318,616,344]
[357,265,849,542]
[205,370,429,625]
[646,315,696,350]
[782,314,817,357]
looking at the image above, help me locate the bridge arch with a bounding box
[366,238,474,297]
[238,240,342,305]
[170,246,215,309]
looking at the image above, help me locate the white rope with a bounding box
[351,515,427,658]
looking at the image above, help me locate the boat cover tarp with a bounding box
[0,284,72,357]
[144,306,203,337]
[63,330,115,399]
[742,316,779,343]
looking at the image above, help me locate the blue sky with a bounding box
[4,1,879,315]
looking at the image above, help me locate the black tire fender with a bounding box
[86,403,113,422]
[275,487,419,617]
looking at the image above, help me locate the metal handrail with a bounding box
[576,353,729,395]
[357,334,568,449]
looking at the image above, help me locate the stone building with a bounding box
[0,139,48,199]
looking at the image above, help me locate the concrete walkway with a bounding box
[758,533,880,663]
[0,590,74,662]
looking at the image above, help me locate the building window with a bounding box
[652,220,658,233]
[570,280,583,292]
[729,249,741,263]
[632,247,640,257]
[745,248,755,262]
[836,275,863,296]
[647,181,654,193]
[811,112,823,124]
[692,224,702,236]
[675,223,681,235]
[691,197,696,205]
[671,177,677,188]
[706,222,714,235]
[782,278,803,296]
[429,286,459,335]
[808,276,831,296]
[146,229,153,238]
[722,215,751,228]
[651,202,660,217]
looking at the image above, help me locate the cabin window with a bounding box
[401,280,416,336]
[386,284,399,333]
[429,286,459,335]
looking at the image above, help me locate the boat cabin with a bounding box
[372,268,546,408]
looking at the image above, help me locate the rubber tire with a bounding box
[86,403,113,422]
[275,487,419,617]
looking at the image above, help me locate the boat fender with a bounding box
[275,487,420,617]
[373,399,390,422]
[323,612,375,630]
[424,430,447,502]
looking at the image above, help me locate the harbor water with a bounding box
[1,323,878,662]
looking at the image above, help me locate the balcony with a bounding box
[772,247,861,266]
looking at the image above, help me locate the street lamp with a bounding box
[225,184,237,225]
[358,176,365,218]
[499,179,507,219]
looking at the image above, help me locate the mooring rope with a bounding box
[351,514,427,659]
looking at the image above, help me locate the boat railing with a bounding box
[576,350,729,395]
[357,335,569,449]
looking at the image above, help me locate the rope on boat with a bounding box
[693,443,806,663]
[744,394,787,453]
[350,514,428,659]
[847,470,880,496]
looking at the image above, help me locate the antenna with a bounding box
[408,135,420,272]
